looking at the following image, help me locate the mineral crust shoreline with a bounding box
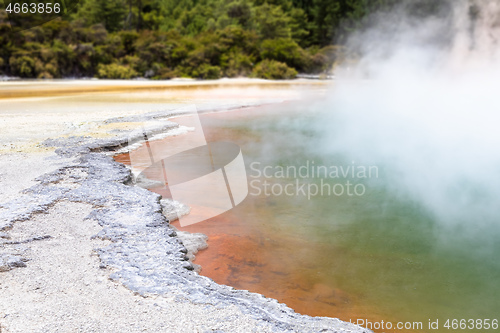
[0,80,370,333]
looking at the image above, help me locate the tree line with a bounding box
[0,0,399,79]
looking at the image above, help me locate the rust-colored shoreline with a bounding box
[0,79,330,100]
[113,110,416,333]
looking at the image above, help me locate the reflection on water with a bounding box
[116,102,500,333]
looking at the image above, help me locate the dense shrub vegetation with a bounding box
[0,0,396,79]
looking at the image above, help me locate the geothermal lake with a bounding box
[118,100,500,333]
[4,80,498,332]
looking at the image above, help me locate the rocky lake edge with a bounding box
[0,105,370,333]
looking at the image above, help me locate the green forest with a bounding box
[0,0,398,79]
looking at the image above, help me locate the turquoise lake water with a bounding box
[187,101,500,333]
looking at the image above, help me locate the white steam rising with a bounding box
[324,0,500,236]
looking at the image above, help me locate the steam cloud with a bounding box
[322,0,500,241]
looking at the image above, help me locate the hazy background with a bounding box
[321,0,500,250]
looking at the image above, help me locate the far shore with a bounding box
[0,78,331,100]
